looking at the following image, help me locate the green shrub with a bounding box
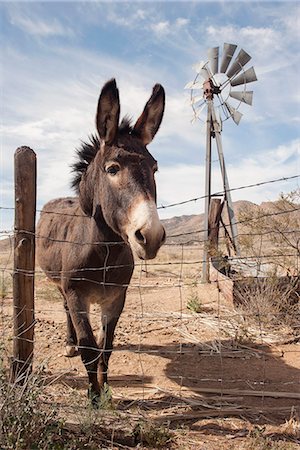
[0,366,64,450]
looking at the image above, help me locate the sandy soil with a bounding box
[1,252,300,448]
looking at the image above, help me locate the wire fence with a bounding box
[1,171,300,434]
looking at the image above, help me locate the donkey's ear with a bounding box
[133,84,165,145]
[96,78,120,144]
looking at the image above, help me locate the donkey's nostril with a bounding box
[161,228,166,243]
[135,229,145,244]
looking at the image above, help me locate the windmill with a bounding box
[185,43,257,282]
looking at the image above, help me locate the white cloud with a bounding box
[269,3,300,41]
[156,164,206,218]
[83,3,150,30]
[84,3,189,37]
[150,16,190,36]
[207,24,279,46]
[10,13,74,37]
[151,21,170,35]
[2,40,298,227]
[175,18,189,28]
[1,44,192,222]
[206,24,282,72]
[1,3,299,231]
[157,139,299,219]
[280,14,300,40]
[205,22,298,78]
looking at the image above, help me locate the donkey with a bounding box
[37,79,166,402]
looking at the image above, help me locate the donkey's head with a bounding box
[77,79,166,260]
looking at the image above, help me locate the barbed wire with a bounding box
[166,205,300,239]
[1,227,300,251]
[0,173,299,218]
[157,174,300,210]
[2,299,300,325]
[1,203,299,249]
[1,251,298,282]
[2,172,300,426]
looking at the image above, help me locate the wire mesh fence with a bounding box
[1,173,300,447]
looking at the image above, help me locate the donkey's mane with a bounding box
[71,116,133,191]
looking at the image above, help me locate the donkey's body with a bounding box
[37,79,165,401]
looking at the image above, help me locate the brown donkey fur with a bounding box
[37,79,166,402]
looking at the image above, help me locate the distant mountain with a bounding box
[162,215,204,244]
[162,200,257,244]
[0,200,260,250]
[0,236,13,252]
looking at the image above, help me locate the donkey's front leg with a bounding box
[59,288,79,357]
[98,294,126,389]
[65,289,101,402]
[64,299,79,357]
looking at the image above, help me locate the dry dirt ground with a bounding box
[1,245,300,448]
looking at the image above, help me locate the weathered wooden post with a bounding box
[208,198,223,256]
[11,146,36,382]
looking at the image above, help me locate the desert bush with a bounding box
[0,274,12,300]
[238,189,300,274]
[235,275,299,330]
[132,420,173,447]
[0,363,65,450]
[187,290,203,313]
[245,425,298,449]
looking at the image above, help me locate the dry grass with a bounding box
[0,366,64,450]
[235,276,300,332]
[35,276,62,303]
[1,233,300,449]
[0,362,176,449]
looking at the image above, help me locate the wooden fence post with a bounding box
[11,146,36,382]
[208,198,224,257]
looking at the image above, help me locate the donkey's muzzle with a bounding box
[134,224,166,260]
[126,199,166,260]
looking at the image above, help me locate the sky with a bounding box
[1,0,300,232]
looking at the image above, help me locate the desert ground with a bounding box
[1,241,300,448]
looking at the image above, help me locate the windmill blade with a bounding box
[225,102,243,125]
[184,80,194,89]
[191,103,207,122]
[193,61,208,73]
[194,103,207,118]
[193,60,206,73]
[190,94,204,105]
[220,43,237,73]
[199,66,211,80]
[230,67,257,87]
[184,80,203,90]
[193,60,212,80]
[191,119,206,134]
[226,49,251,79]
[229,90,253,105]
[207,46,219,75]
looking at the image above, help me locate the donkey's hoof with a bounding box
[92,394,100,409]
[88,383,113,409]
[88,389,100,408]
[64,344,79,357]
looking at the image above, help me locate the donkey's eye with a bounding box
[106,165,120,176]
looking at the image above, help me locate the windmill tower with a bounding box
[185,43,257,282]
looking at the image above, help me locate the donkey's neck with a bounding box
[92,205,124,244]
